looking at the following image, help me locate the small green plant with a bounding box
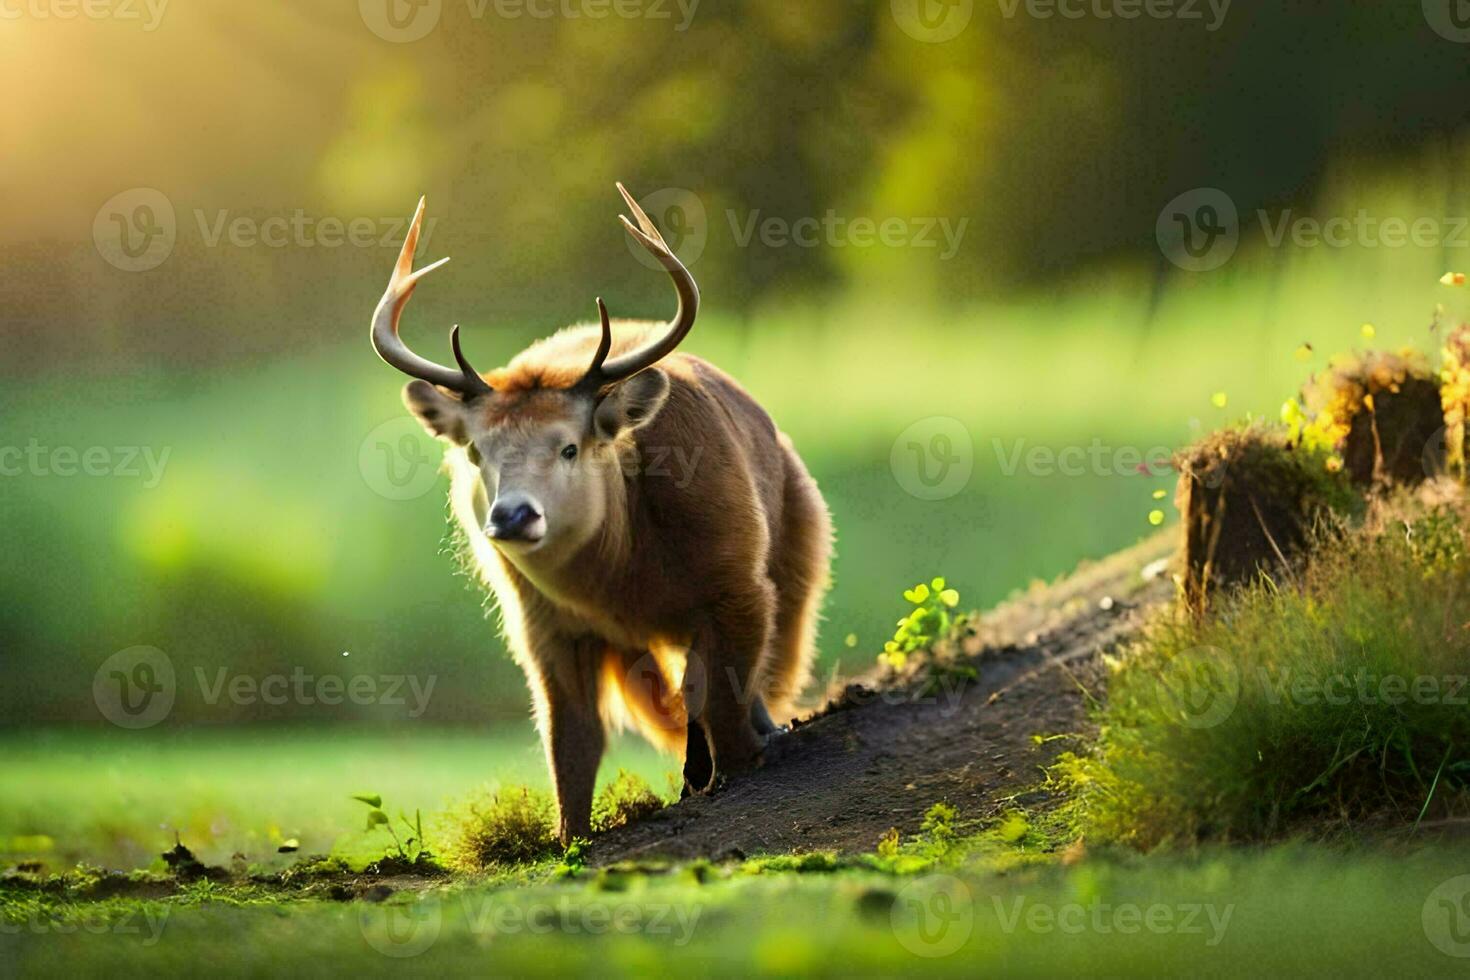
[351,793,429,865]
[879,577,961,670]
[555,838,590,878]
[920,802,959,857]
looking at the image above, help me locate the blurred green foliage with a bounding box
[6,3,1470,725]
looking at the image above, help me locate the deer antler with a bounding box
[580,182,700,389]
[371,197,493,399]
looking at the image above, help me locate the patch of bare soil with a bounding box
[590,533,1176,864]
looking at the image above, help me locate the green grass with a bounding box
[5,843,1467,976]
[0,728,669,871]
[1055,506,1470,847]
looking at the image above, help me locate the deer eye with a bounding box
[560,444,578,461]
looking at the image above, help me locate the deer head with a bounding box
[371,184,699,561]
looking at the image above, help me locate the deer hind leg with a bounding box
[762,449,833,727]
[680,719,714,798]
[687,583,775,790]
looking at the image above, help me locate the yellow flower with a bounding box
[1440,272,1466,286]
[1152,489,1167,500]
[1148,509,1165,526]
[1361,323,1376,340]
[939,588,960,608]
[1211,391,1228,409]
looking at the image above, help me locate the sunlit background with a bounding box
[6,1,1470,861]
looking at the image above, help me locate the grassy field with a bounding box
[0,728,670,871]
[4,793,1467,977]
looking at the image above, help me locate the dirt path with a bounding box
[591,534,1175,864]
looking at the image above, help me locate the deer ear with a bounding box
[594,369,670,440]
[403,380,470,444]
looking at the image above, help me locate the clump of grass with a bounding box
[445,788,559,872]
[1175,425,1359,611]
[1054,505,1470,848]
[591,770,665,833]
[446,773,668,873]
[743,851,842,874]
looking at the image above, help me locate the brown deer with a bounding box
[371,185,832,843]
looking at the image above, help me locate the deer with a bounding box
[370,184,832,844]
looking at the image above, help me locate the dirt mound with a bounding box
[590,534,1175,864]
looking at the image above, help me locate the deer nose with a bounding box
[487,497,542,541]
